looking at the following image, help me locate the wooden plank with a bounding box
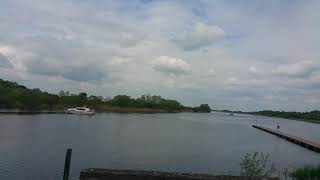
[80,168,279,180]
[253,125,320,152]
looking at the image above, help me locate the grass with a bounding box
[291,164,320,180]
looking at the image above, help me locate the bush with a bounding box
[240,152,276,177]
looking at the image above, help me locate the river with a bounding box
[0,112,319,180]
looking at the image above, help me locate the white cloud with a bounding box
[272,61,317,77]
[172,22,225,51]
[207,69,217,77]
[152,56,191,76]
[249,66,258,74]
[226,77,240,85]
[108,57,133,66]
[0,46,16,56]
[225,76,269,87]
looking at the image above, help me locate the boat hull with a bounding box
[66,110,95,115]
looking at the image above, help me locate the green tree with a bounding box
[111,95,132,107]
[193,104,211,112]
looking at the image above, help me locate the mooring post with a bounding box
[63,148,72,180]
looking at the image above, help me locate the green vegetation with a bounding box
[239,152,320,179]
[291,164,320,180]
[251,110,320,122]
[0,79,59,110]
[240,152,276,177]
[215,109,320,123]
[0,79,210,112]
[192,104,211,113]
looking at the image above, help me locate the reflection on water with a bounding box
[0,112,320,180]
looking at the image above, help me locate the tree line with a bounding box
[215,109,320,122]
[0,79,211,112]
[251,110,320,122]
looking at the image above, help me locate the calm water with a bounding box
[0,112,320,180]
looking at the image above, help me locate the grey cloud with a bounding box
[26,58,64,76]
[62,66,107,82]
[308,74,320,89]
[117,32,144,48]
[6,31,116,82]
[26,58,108,82]
[0,53,13,68]
[206,69,217,77]
[284,72,320,90]
[172,23,225,51]
[272,61,317,77]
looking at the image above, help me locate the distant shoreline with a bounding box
[0,107,194,114]
[98,107,193,113]
[0,78,211,114]
[252,114,320,124]
[213,110,320,124]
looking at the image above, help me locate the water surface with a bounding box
[0,112,319,180]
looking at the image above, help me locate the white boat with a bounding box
[66,107,95,115]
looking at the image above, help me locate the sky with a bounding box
[0,0,319,111]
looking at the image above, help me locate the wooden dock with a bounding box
[253,125,320,153]
[80,168,279,180]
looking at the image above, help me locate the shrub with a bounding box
[240,152,276,177]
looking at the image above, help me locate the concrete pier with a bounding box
[253,125,320,153]
[80,168,279,180]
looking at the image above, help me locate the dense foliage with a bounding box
[0,79,210,112]
[108,94,186,111]
[192,104,211,112]
[0,79,59,110]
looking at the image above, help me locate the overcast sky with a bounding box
[0,0,319,111]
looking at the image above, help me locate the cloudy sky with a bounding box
[0,0,319,111]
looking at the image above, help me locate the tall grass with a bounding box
[291,164,320,180]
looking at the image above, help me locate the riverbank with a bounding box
[0,107,194,114]
[0,109,65,114]
[99,106,192,113]
[250,113,320,124]
[213,110,320,124]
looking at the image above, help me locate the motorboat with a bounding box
[66,107,95,115]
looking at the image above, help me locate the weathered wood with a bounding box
[253,125,320,152]
[63,149,72,180]
[80,168,279,180]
